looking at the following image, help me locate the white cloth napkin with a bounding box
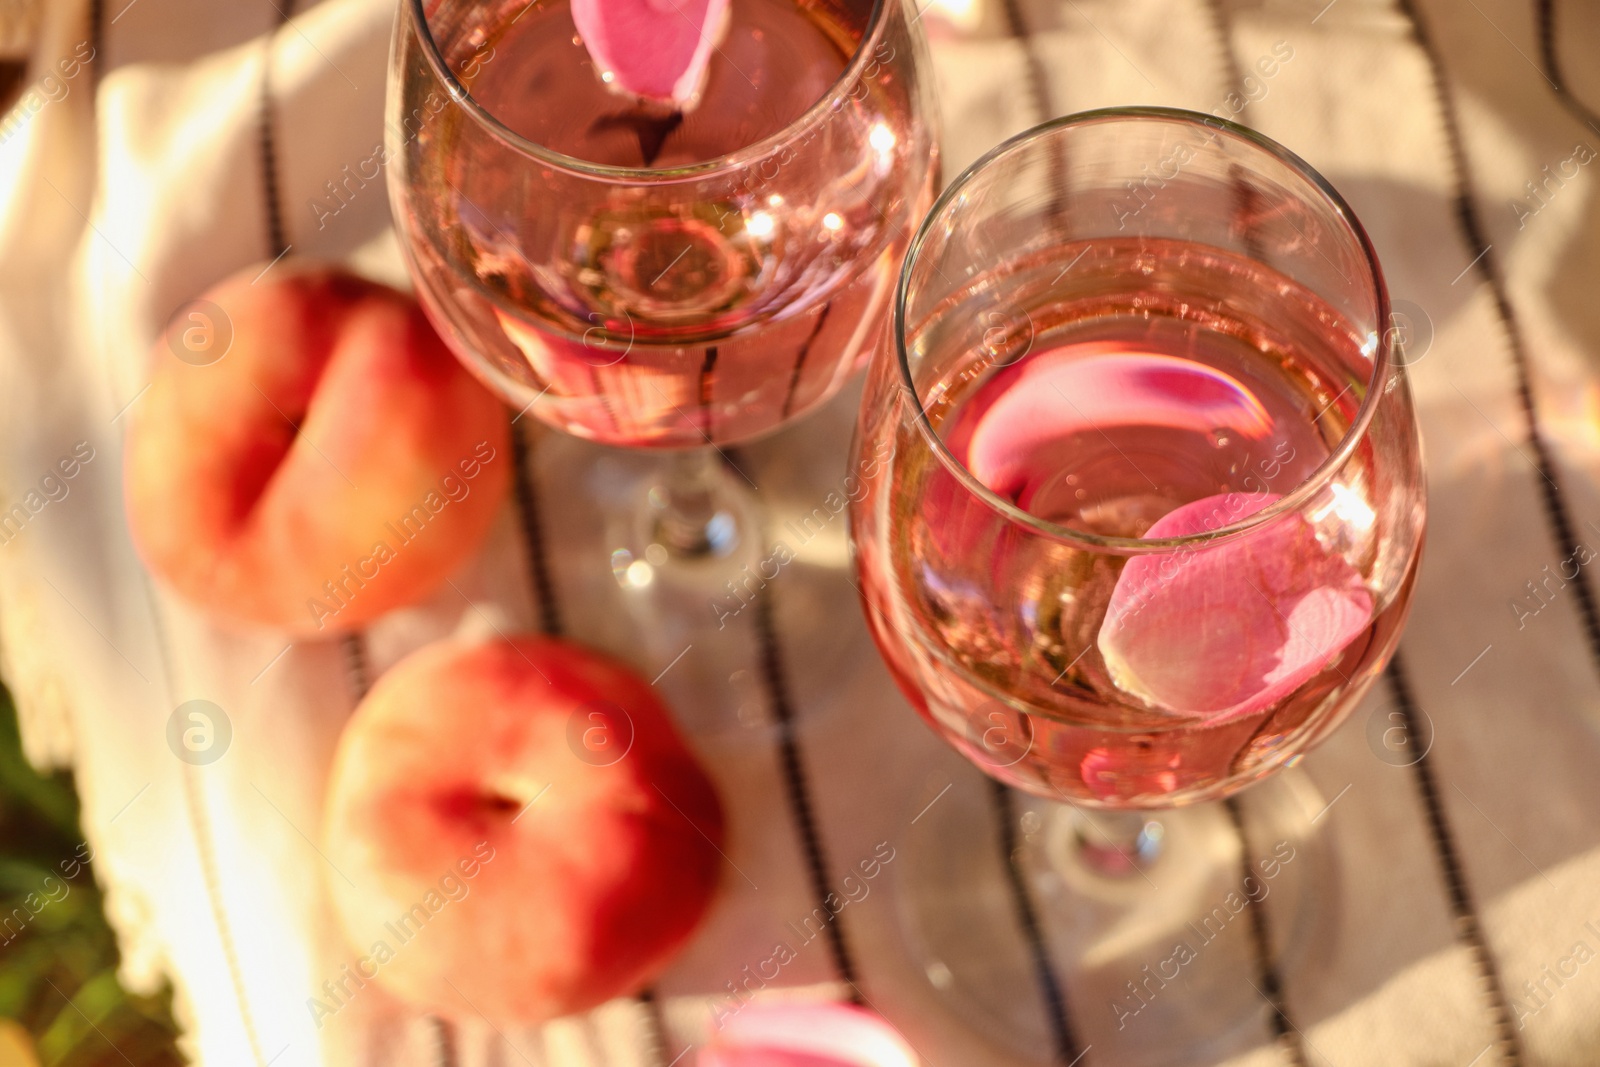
[3,0,1599,1064]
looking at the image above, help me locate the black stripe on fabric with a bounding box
[1222,798,1307,1067]
[1204,10,1302,1062]
[241,9,629,1067]
[1387,656,1524,1066]
[247,12,418,1061]
[739,506,864,1001]
[996,0,1053,129]
[509,418,565,638]
[699,346,719,440]
[637,985,674,1065]
[982,8,1086,1055]
[431,1016,460,1067]
[341,632,371,700]
[1536,0,1600,134]
[0,64,25,113]
[780,305,832,419]
[239,11,327,1066]
[1396,0,1600,681]
[258,1,291,258]
[990,781,1081,1065]
[87,0,105,89]
[1200,0,1272,268]
[1201,0,1249,102]
[507,415,668,1064]
[995,0,1068,232]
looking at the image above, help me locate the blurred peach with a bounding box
[321,635,725,1023]
[124,265,508,634]
[0,1021,39,1067]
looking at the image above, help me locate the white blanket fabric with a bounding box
[3,0,1599,1064]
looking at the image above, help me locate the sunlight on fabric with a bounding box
[922,0,981,32]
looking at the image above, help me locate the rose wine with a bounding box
[395,0,934,448]
[854,238,1418,806]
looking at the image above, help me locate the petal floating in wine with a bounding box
[944,346,1274,515]
[1097,492,1373,724]
[698,1003,920,1067]
[572,0,730,106]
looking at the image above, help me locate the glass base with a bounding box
[613,448,757,565]
[598,449,772,740]
[530,417,875,747]
[897,768,1331,1065]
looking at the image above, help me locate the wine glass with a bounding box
[849,108,1425,1059]
[386,0,938,603]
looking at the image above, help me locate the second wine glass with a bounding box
[850,108,1425,1062]
[388,0,938,582]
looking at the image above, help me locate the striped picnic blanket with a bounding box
[2,0,1599,1063]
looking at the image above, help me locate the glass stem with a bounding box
[651,448,739,559]
[1068,807,1165,878]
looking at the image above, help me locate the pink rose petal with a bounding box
[1096,492,1373,724]
[572,0,730,106]
[699,1004,919,1067]
[944,346,1274,515]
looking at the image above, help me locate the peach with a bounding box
[320,635,725,1024]
[124,265,509,635]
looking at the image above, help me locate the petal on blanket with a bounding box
[698,1003,920,1067]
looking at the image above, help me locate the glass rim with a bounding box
[893,105,1395,554]
[402,0,890,183]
